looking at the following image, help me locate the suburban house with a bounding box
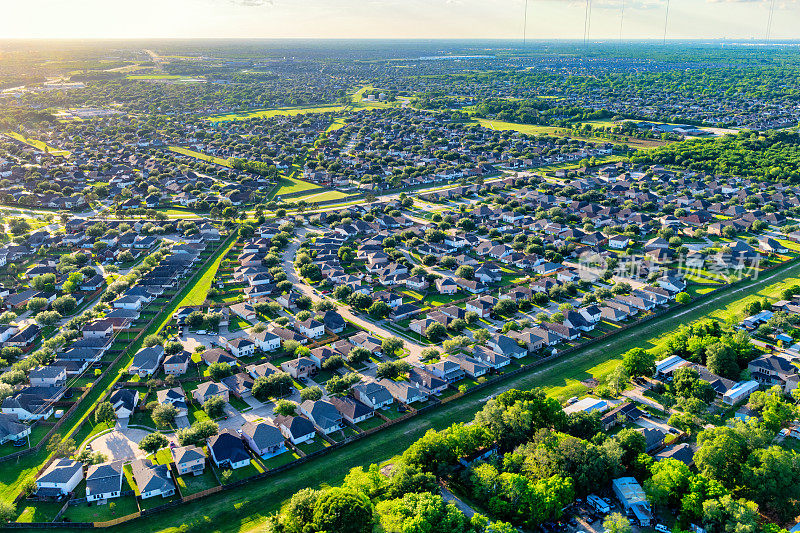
[131,459,175,499]
[193,381,231,404]
[0,413,31,444]
[156,387,188,417]
[223,337,256,358]
[297,318,325,339]
[379,379,426,404]
[172,445,206,476]
[251,330,281,352]
[352,382,394,410]
[274,414,316,445]
[241,420,287,458]
[85,461,124,502]
[281,357,317,379]
[29,366,67,387]
[321,310,346,333]
[408,367,448,396]
[330,396,374,424]
[208,429,252,469]
[299,399,343,434]
[163,351,190,375]
[109,389,139,419]
[35,458,84,497]
[129,346,165,377]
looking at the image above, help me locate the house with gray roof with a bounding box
[299,399,343,434]
[352,382,393,410]
[131,459,175,499]
[129,346,165,377]
[86,461,124,502]
[241,421,286,458]
[172,445,206,476]
[208,429,251,469]
[0,413,30,444]
[35,458,83,497]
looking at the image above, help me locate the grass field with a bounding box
[286,190,351,204]
[269,175,322,199]
[4,132,71,157]
[173,235,238,309]
[206,105,346,123]
[473,119,667,149]
[59,259,798,533]
[127,74,183,80]
[26,257,800,533]
[168,146,232,167]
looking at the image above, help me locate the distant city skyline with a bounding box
[1,0,798,40]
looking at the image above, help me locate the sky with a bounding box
[0,0,798,40]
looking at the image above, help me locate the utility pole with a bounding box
[663,0,670,45]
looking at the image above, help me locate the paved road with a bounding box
[440,485,477,519]
[282,227,428,360]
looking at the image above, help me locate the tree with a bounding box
[46,434,76,457]
[455,265,474,280]
[138,432,168,454]
[676,292,691,304]
[35,310,61,326]
[602,513,631,533]
[425,322,447,341]
[348,292,373,310]
[743,445,800,521]
[208,362,233,381]
[382,337,403,357]
[300,386,323,402]
[176,420,219,447]
[347,347,371,365]
[27,297,48,313]
[705,341,739,380]
[376,492,472,533]
[273,400,297,417]
[312,487,374,533]
[493,299,517,317]
[645,458,693,509]
[203,395,226,419]
[52,295,78,315]
[0,500,14,523]
[152,403,178,429]
[368,300,390,319]
[621,347,655,377]
[702,495,759,533]
[326,373,361,395]
[94,401,116,426]
[253,372,294,401]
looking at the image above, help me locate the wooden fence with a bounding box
[5,256,795,529]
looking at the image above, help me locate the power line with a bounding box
[663,0,670,45]
[523,0,529,45]
[583,0,592,45]
[766,0,776,41]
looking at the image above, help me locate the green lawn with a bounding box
[168,146,232,167]
[18,257,800,533]
[270,175,322,198]
[61,494,139,523]
[4,131,71,157]
[356,416,385,432]
[206,105,346,122]
[174,235,238,309]
[286,190,351,204]
[15,500,64,523]
[177,468,220,495]
[297,439,330,455]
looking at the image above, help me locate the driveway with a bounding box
[89,427,151,461]
[281,228,427,360]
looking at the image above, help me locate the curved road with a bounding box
[282,227,428,360]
